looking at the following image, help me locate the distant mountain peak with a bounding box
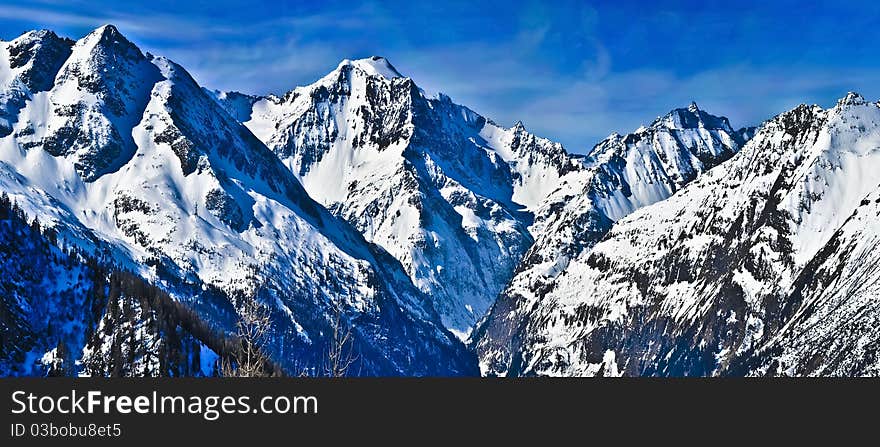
[4,28,73,93]
[11,29,61,43]
[93,24,121,35]
[337,56,403,79]
[71,24,144,69]
[652,103,732,132]
[83,24,127,45]
[837,91,867,107]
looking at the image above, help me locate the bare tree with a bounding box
[325,304,357,377]
[222,297,271,377]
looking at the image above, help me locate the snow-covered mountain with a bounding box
[0,26,474,376]
[5,25,878,378]
[472,102,749,375]
[218,57,586,338]
[475,92,880,376]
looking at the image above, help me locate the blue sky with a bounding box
[2,0,880,152]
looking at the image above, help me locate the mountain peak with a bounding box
[11,29,60,44]
[88,24,124,41]
[4,29,73,93]
[654,106,703,130]
[338,56,403,79]
[652,103,732,132]
[74,24,140,59]
[836,91,867,107]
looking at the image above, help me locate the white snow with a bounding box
[345,56,403,80]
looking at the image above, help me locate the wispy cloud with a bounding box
[0,4,230,40]
[0,5,103,28]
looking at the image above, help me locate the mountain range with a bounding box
[2,25,879,377]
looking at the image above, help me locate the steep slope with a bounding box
[0,26,474,376]
[472,103,747,375]
[0,193,254,377]
[484,93,880,376]
[0,193,102,376]
[733,185,880,376]
[230,58,586,337]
